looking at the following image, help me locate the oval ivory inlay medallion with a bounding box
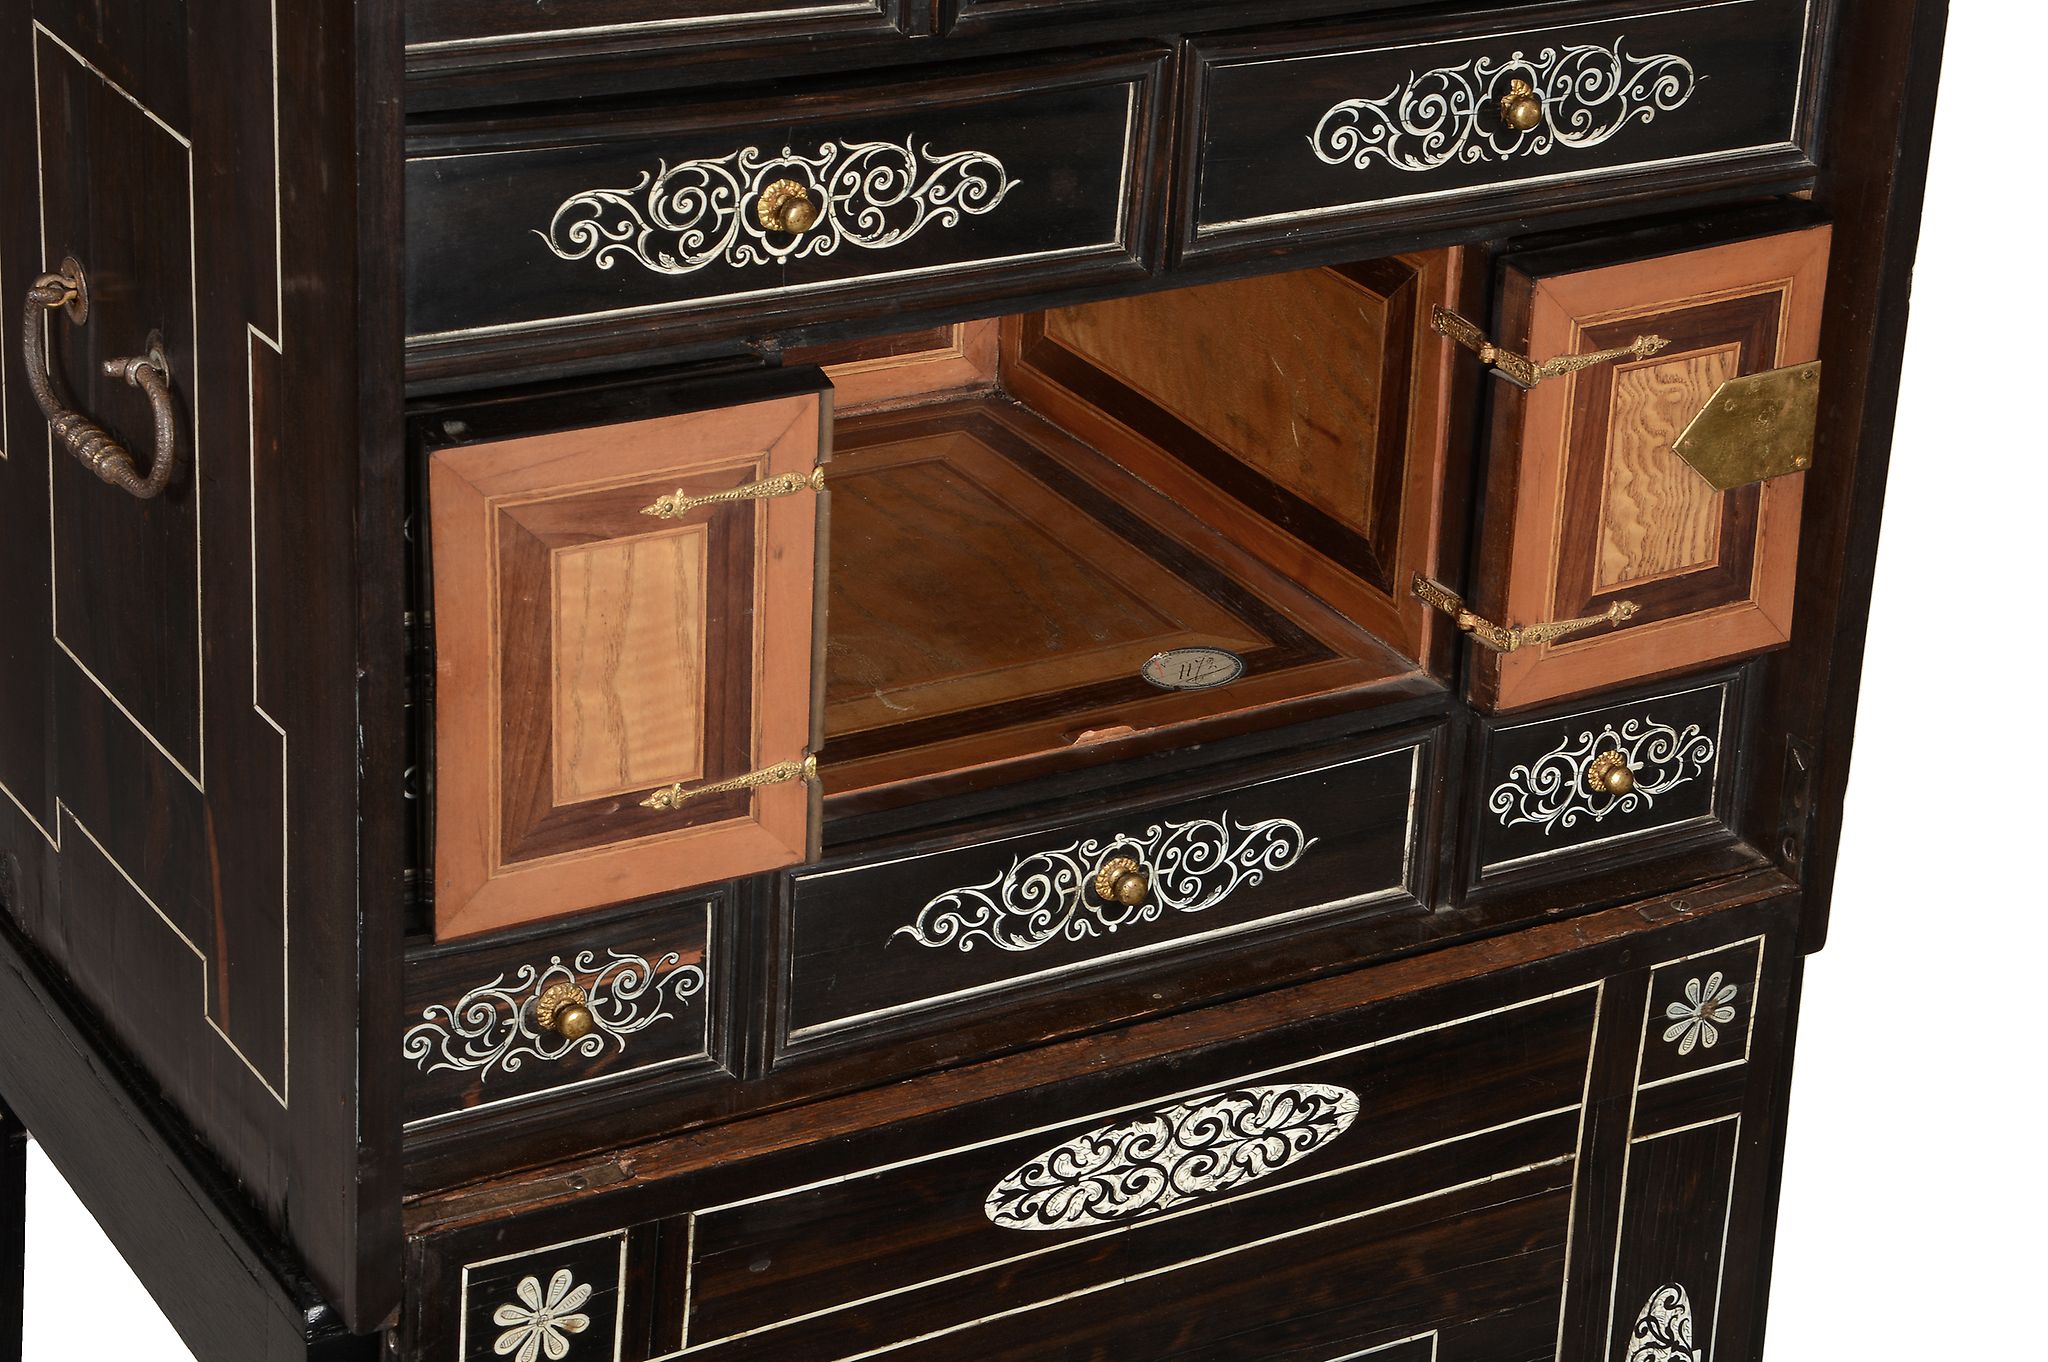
[984,1082,1360,1232]
[1140,646,1245,691]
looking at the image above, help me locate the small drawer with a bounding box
[405,50,1168,381]
[776,727,1438,1061]
[402,883,1801,1362]
[1181,0,1827,261]
[1464,672,1745,896]
[407,0,914,76]
[400,894,732,1131]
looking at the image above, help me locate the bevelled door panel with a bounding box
[427,373,830,938]
[1458,215,1831,710]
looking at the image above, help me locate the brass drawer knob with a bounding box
[1094,856,1149,906]
[535,982,596,1041]
[1499,78,1545,132]
[1588,751,1637,798]
[757,179,820,235]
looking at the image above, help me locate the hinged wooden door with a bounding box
[1453,216,1832,711]
[428,372,831,939]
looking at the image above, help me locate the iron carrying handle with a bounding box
[23,258,178,500]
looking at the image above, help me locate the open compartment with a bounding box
[417,249,1467,937]
[800,249,1465,796]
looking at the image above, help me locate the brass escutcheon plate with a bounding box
[1672,361,1823,491]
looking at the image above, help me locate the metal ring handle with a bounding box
[23,258,178,500]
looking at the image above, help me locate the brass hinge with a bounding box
[643,467,824,520]
[1431,306,1670,389]
[639,754,819,811]
[1412,574,1639,653]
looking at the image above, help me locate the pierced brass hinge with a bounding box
[639,754,819,811]
[1412,574,1639,653]
[1431,306,1670,389]
[643,467,824,520]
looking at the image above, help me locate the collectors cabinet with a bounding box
[0,0,1947,1357]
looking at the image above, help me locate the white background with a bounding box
[19,6,2043,1356]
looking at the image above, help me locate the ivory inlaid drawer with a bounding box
[401,885,1803,1362]
[1180,0,1827,261]
[1463,672,1745,896]
[404,50,1168,382]
[774,726,1439,1062]
[400,894,733,1131]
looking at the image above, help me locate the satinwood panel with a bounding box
[428,382,829,938]
[1469,219,1832,710]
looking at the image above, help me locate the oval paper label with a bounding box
[1141,647,1245,692]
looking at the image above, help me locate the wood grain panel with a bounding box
[1004,252,1460,664]
[550,528,711,806]
[793,321,1000,415]
[820,396,1418,794]
[1598,349,1737,589]
[1474,220,1832,710]
[1038,272,1393,532]
[429,385,828,938]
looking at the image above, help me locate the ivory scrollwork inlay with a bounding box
[1490,714,1717,835]
[402,949,705,1082]
[1625,1283,1703,1362]
[985,1083,1360,1232]
[537,138,1019,278]
[1311,38,1698,175]
[893,815,1317,955]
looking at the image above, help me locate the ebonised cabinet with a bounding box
[0,0,1949,1357]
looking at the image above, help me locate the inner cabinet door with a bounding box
[1463,219,1831,710]
[428,374,830,939]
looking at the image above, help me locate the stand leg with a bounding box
[0,1098,24,1360]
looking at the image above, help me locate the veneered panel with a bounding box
[1039,272,1392,533]
[430,387,829,938]
[820,397,1419,795]
[1005,252,1461,665]
[1474,222,1832,710]
[550,527,710,806]
[1598,349,1737,590]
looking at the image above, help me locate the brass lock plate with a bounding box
[1672,361,1822,491]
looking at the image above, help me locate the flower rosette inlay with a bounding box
[1312,38,1697,175]
[1663,972,1740,1056]
[894,814,1317,955]
[538,138,1018,278]
[984,1082,1360,1231]
[402,949,705,1082]
[1625,1283,1702,1362]
[492,1270,592,1362]
[1490,714,1717,836]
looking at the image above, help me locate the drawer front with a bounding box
[779,728,1437,1057]
[407,0,912,69]
[401,894,732,1130]
[1183,0,1825,260]
[1467,672,1742,894]
[406,52,1167,379]
[405,886,1801,1362]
